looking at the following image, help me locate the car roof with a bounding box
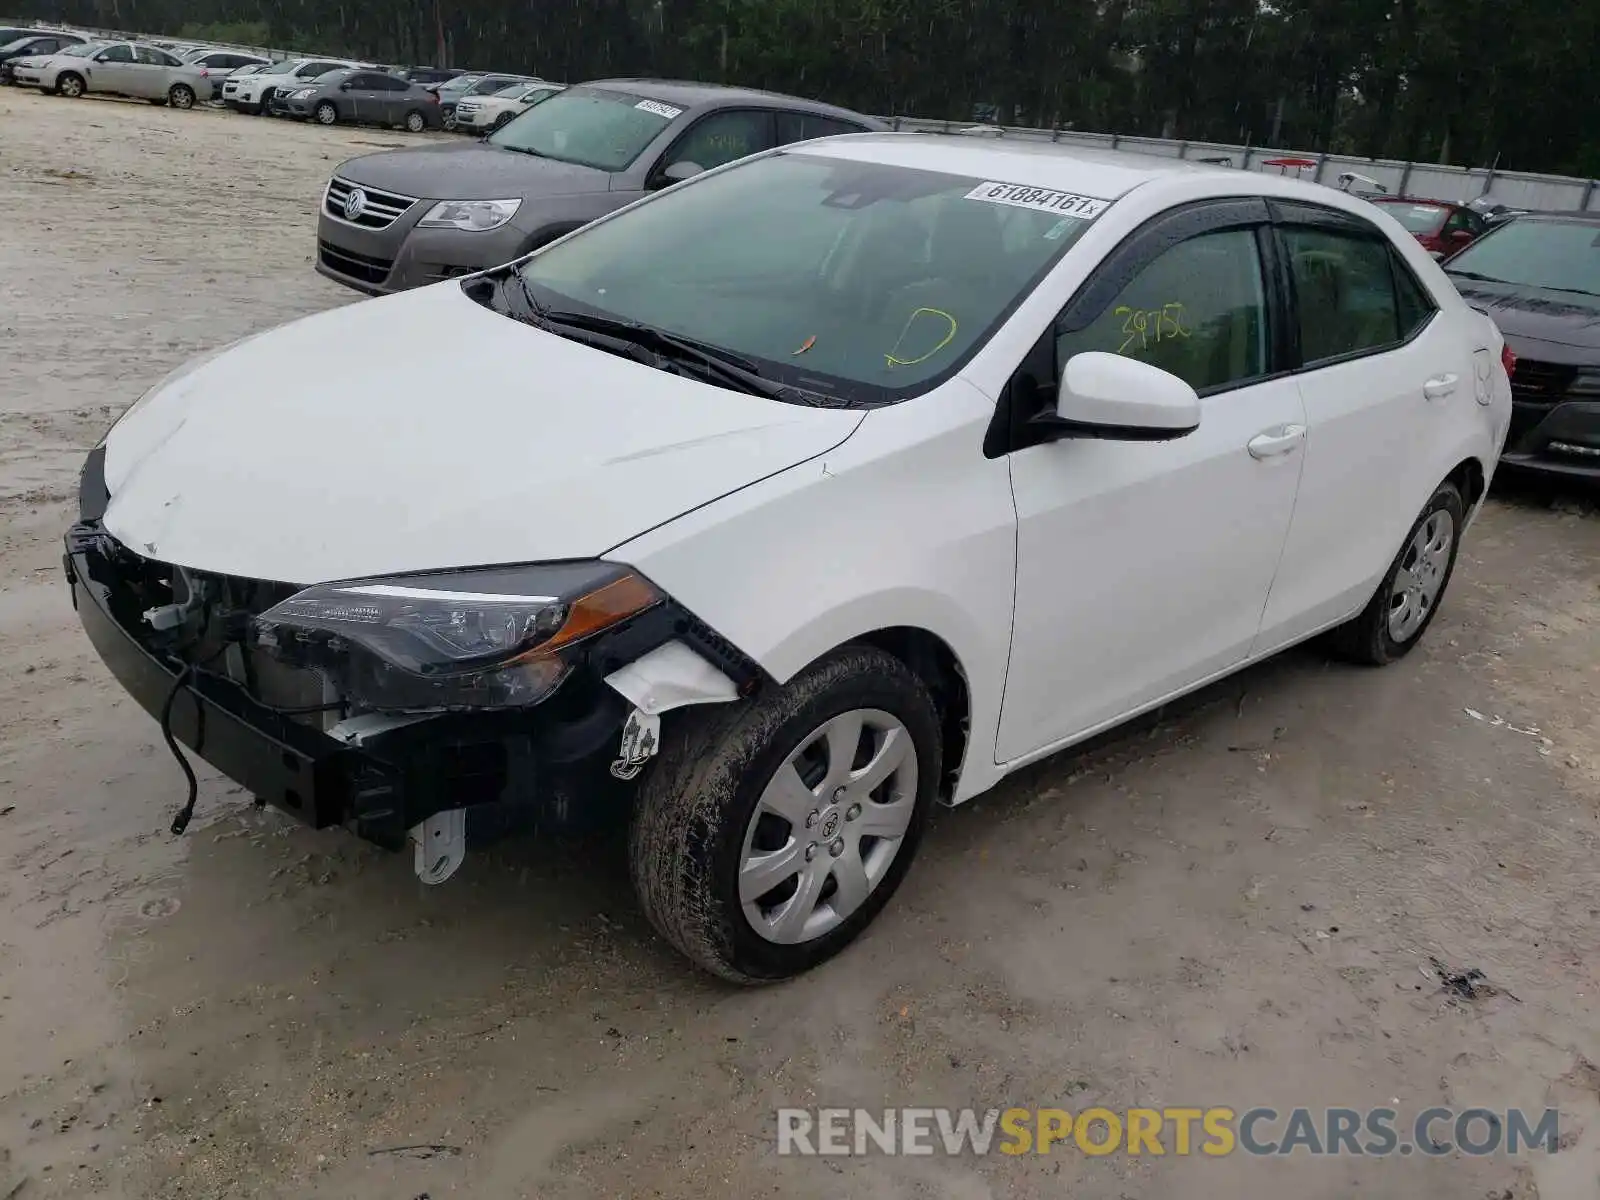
[586,77,872,119]
[793,133,1241,198]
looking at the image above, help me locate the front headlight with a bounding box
[417,198,522,232]
[254,562,662,711]
[1569,370,1600,397]
[290,87,315,99]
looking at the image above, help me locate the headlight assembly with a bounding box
[417,198,522,232]
[291,87,315,99]
[254,562,662,711]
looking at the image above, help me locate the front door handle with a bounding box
[1424,374,1459,400]
[1247,423,1307,460]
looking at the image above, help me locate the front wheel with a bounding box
[57,72,84,98]
[629,645,940,982]
[1329,480,1465,665]
[491,112,514,131]
[314,100,338,125]
[167,83,195,110]
[402,108,427,133]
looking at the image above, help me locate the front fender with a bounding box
[613,379,1018,803]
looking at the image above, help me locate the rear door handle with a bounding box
[1424,374,1459,400]
[1247,423,1307,460]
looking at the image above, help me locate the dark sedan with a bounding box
[282,68,443,132]
[0,30,84,84]
[1445,212,1600,482]
[315,78,884,294]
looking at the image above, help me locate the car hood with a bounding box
[101,283,865,584]
[337,143,612,202]
[1451,279,1600,361]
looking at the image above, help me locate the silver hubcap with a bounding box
[407,114,423,130]
[738,708,918,945]
[173,90,190,108]
[63,78,81,95]
[1389,510,1453,642]
[318,106,334,124]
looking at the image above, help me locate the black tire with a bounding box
[491,111,513,131]
[314,100,338,126]
[168,83,195,110]
[57,72,84,98]
[403,108,427,133]
[256,87,274,113]
[629,645,940,983]
[1328,480,1465,665]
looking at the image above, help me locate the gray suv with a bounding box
[315,79,884,294]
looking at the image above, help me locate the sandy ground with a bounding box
[2,85,1600,1200]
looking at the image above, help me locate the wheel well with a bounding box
[852,627,970,799]
[1448,457,1486,511]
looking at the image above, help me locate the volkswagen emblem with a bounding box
[343,187,368,221]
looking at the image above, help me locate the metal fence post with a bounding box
[1313,152,1328,183]
[1583,179,1596,211]
[1398,160,1413,195]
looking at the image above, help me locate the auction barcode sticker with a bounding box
[965,182,1109,219]
[635,100,684,120]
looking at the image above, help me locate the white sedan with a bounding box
[70,134,1511,981]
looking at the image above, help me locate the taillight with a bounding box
[1501,344,1517,379]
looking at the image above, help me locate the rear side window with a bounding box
[1054,228,1269,394]
[776,112,867,144]
[1281,227,1403,363]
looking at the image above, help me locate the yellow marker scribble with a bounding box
[1116,302,1191,354]
[886,308,958,368]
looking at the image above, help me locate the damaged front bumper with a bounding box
[65,449,765,861]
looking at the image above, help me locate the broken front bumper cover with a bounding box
[65,451,766,852]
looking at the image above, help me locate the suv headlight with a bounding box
[1569,370,1600,397]
[418,198,522,232]
[254,562,662,711]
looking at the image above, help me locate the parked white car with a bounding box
[452,81,564,132]
[11,39,208,107]
[221,55,358,114]
[70,135,1511,981]
[182,47,271,99]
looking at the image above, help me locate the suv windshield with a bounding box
[1446,219,1600,300]
[489,87,678,171]
[514,151,1102,403]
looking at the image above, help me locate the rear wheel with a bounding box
[167,83,195,110]
[314,100,338,126]
[629,645,939,982]
[402,108,426,133]
[1329,481,1465,665]
[57,72,84,98]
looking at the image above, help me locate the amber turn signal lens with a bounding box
[513,571,662,661]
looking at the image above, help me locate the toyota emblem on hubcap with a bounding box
[821,811,841,839]
[343,188,368,221]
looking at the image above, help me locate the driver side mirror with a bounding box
[93,52,112,62]
[1035,352,1201,441]
[658,160,705,188]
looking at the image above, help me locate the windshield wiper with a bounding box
[512,283,800,400]
[497,143,545,158]
[492,274,665,368]
[1533,283,1600,300]
[1447,269,1512,284]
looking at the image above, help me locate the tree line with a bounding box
[14,0,1600,177]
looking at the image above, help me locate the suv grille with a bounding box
[318,239,393,286]
[323,176,417,231]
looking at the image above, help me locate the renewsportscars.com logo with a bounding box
[776,1106,1561,1158]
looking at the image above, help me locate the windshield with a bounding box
[1377,202,1449,234]
[515,151,1102,403]
[58,42,99,58]
[436,74,481,95]
[1446,219,1600,298]
[489,87,679,171]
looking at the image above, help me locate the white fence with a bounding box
[884,118,1600,213]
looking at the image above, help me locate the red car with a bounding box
[1370,197,1490,258]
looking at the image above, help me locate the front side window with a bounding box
[517,151,1102,403]
[488,87,684,171]
[659,110,774,175]
[1282,227,1405,363]
[1054,228,1268,393]
[98,45,134,63]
